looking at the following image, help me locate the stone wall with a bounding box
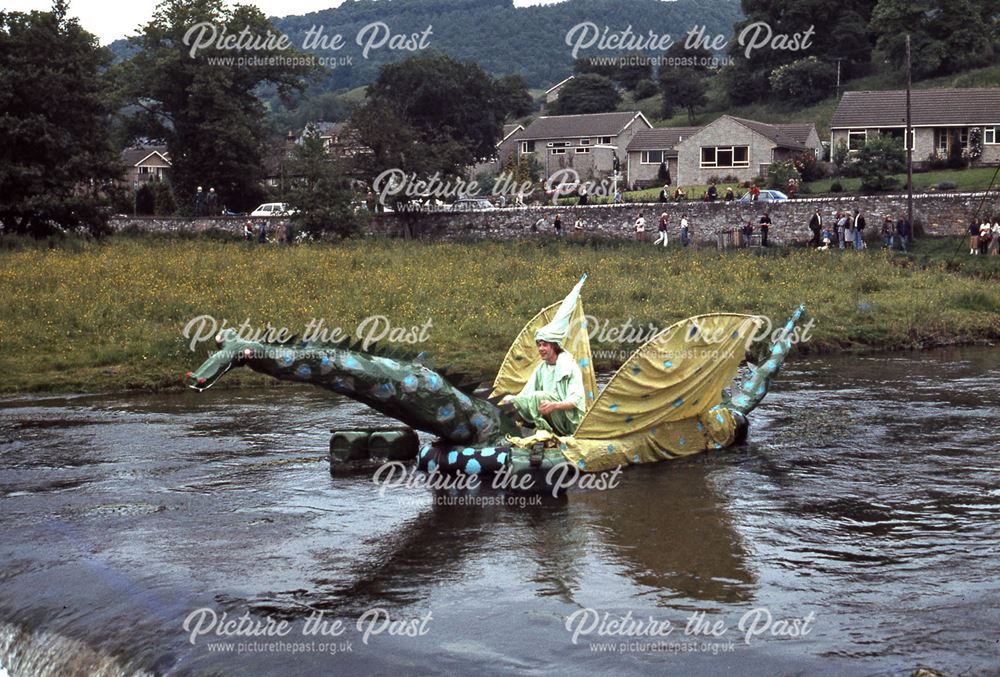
[109,192,998,245]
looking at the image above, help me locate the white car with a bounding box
[250,203,297,217]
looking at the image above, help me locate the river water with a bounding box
[1,348,998,676]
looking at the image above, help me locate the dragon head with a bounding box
[185,329,263,391]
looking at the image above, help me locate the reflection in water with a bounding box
[0,347,999,675]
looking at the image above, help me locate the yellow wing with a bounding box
[490,298,598,408]
[574,313,764,439]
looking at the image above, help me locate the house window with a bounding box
[579,138,591,145]
[848,130,867,151]
[640,150,664,164]
[877,128,914,150]
[520,141,535,153]
[551,148,566,155]
[139,166,151,174]
[986,127,998,145]
[548,141,570,148]
[700,146,749,169]
[599,137,612,144]
[575,147,591,154]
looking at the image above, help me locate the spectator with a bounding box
[749,184,760,202]
[573,217,584,238]
[194,186,204,217]
[274,221,287,245]
[672,186,686,201]
[653,212,668,247]
[836,211,848,250]
[634,212,645,241]
[852,209,866,250]
[285,221,295,245]
[206,187,218,216]
[680,216,691,247]
[658,185,669,203]
[759,211,772,247]
[808,209,822,248]
[256,220,267,244]
[991,220,1000,256]
[969,220,981,255]
[896,214,910,252]
[880,216,894,249]
[242,220,254,241]
[706,182,718,202]
[741,219,753,248]
[724,186,735,201]
[613,189,623,204]
[979,221,991,255]
[554,213,562,237]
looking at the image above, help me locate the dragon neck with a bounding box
[245,343,512,444]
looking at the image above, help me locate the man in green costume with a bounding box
[503,276,587,435]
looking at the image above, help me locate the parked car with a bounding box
[450,198,496,212]
[737,190,789,203]
[250,202,297,217]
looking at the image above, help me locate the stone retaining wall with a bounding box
[110,192,999,245]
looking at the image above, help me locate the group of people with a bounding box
[243,220,295,245]
[657,182,754,203]
[194,186,219,217]
[734,212,773,247]
[634,211,692,247]
[968,220,1000,255]
[808,208,912,252]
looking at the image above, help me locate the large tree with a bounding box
[0,1,121,236]
[286,135,365,238]
[871,0,996,79]
[351,52,527,196]
[118,0,313,213]
[551,74,621,115]
[723,0,877,104]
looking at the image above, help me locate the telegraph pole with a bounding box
[906,34,914,239]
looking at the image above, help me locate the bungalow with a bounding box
[627,117,820,188]
[625,126,701,189]
[510,110,653,181]
[121,146,170,187]
[830,88,1000,166]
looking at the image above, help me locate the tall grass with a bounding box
[1,237,998,393]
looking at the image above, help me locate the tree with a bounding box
[856,133,904,192]
[769,57,837,104]
[658,68,708,123]
[117,0,313,213]
[551,74,621,115]
[286,135,365,238]
[0,1,121,236]
[871,0,995,79]
[496,74,534,118]
[723,0,877,104]
[658,43,711,122]
[351,52,529,204]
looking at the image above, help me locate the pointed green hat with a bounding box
[534,274,587,345]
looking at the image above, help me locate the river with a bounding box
[1,348,998,676]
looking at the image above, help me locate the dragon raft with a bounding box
[186,276,804,488]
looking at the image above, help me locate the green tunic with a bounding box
[510,351,586,435]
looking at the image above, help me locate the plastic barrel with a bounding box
[368,429,419,460]
[330,431,371,462]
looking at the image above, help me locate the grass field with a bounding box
[0,235,998,394]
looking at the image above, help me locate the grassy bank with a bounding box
[1,236,998,394]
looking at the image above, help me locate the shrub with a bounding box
[936,181,957,190]
[830,181,844,193]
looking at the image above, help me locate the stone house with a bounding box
[509,110,653,182]
[120,146,170,187]
[626,117,819,188]
[830,88,1000,167]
